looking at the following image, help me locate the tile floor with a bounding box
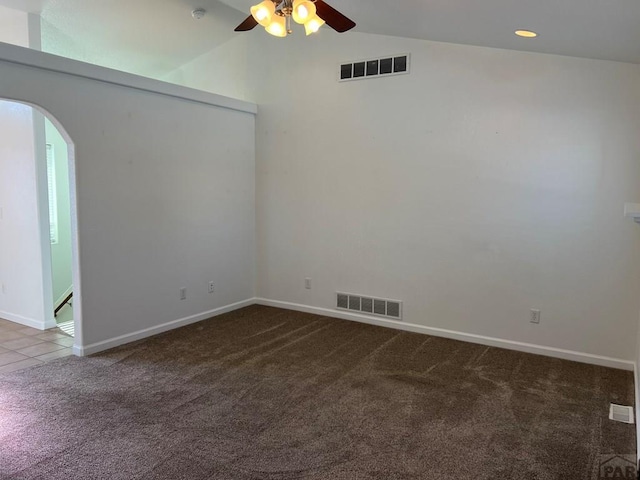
[0,318,73,375]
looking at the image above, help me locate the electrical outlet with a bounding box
[208,281,215,294]
[180,287,187,300]
[530,309,541,324]
[305,277,311,290]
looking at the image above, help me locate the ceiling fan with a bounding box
[234,0,356,37]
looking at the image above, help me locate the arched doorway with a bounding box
[0,98,82,363]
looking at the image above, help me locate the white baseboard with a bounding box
[0,310,47,330]
[635,362,640,463]
[255,298,634,371]
[44,317,57,330]
[70,296,635,372]
[72,298,256,356]
[54,285,73,310]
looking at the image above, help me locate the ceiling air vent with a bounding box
[339,54,410,82]
[336,292,402,320]
[609,404,634,424]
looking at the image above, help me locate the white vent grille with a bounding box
[609,404,634,424]
[336,292,402,320]
[348,295,361,311]
[337,293,348,309]
[339,54,410,82]
[374,299,386,316]
[361,297,373,313]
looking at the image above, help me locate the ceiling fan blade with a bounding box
[234,15,258,32]
[315,0,356,33]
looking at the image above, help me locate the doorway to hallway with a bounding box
[44,117,74,337]
[0,98,80,347]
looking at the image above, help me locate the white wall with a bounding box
[45,118,73,305]
[636,311,640,460]
[162,35,250,102]
[4,27,639,366]
[172,31,640,364]
[0,6,28,47]
[0,8,51,329]
[0,43,256,352]
[0,6,41,50]
[0,100,47,328]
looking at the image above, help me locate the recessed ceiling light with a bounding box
[515,30,538,38]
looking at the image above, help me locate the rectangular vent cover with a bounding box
[609,404,634,424]
[336,292,402,320]
[339,54,410,82]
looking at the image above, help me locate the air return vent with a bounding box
[339,54,410,82]
[336,292,402,320]
[609,404,634,424]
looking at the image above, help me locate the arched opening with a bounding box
[0,98,82,367]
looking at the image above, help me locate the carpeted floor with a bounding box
[0,305,635,479]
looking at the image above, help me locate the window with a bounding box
[46,143,58,244]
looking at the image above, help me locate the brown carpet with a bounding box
[0,305,635,479]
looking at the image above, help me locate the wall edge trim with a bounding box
[0,310,47,330]
[69,296,635,370]
[255,298,634,371]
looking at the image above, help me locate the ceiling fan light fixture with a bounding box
[250,0,276,27]
[292,0,316,24]
[234,0,355,36]
[265,14,287,37]
[304,15,325,35]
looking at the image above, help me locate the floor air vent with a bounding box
[336,292,402,320]
[609,404,634,424]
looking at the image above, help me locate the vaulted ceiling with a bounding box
[2,0,640,78]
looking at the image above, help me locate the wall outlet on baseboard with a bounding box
[530,309,541,324]
[305,277,311,290]
[208,282,215,294]
[179,287,187,300]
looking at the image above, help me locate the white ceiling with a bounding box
[1,0,639,78]
[0,0,246,77]
[343,0,640,64]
